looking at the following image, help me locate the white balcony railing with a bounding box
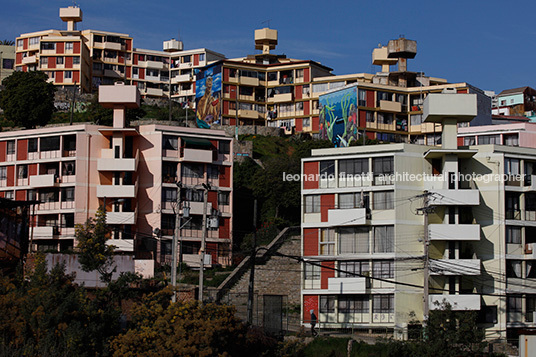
[181,148,213,163]
[30,174,58,188]
[429,224,480,241]
[327,208,367,226]
[430,259,481,276]
[327,277,367,294]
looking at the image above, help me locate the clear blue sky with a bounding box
[2,0,534,94]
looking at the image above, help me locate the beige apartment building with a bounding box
[301,91,536,343]
[0,83,233,266]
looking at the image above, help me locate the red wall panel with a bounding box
[312,116,319,132]
[23,38,28,50]
[6,166,15,186]
[304,68,310,82]
[219,217,230,239]
[219,166,231,187]
[65,56,73,68]
[457,137,464,147]
[56,71,63,83]
[56,42,64,54]
[0,141,6,162]
[223,68,229,82]
[320,194,335,222]
[359,110,366,127]
[208,191,218,208]
[16,53,23,65]
[16,190,25,201]
[295,86,302,100]
[73,42,81,54]
[194,54,199,66]
[16,139,27,161]
[29,164,37,176]
[303,228,319,256]
[366,90,374,107]
[139,68,145,80]
[321,261,335,289]
[296,118,303,132]
[206,242,218,264]
[304,101,310,116]
[303,161,319,189]
[74,71,80,83]
[303,295,319,322]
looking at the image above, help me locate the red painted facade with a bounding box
[320,261,335,289]
[303,161,319,189]
[303,228,319,256]
[320,194,335,222]
[16,139,27,161]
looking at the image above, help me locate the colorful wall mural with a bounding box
[195,63,222,128]
[319,86,359,147]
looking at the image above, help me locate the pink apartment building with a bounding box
[458,122,536,148]
[0,83,233,266]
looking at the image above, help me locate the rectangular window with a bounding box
[320,295,336,313]
[207,165,219,180]
[339,158,368,178]
[65,42,73,51]
[184,188,204,202]
[61,187,75,202]
[18,165,28,179]
[40,136,60,152]
[199,53,205,61]
[73,57,80,65]
[305,195,321,213]
[162,135,178,150]
[181,163,203,178]
[410,114,422,125]
[304,263,321,280]
[0,167,6,180]
[64,71,72,79]
[218,141,230,155]
[479,135,500,144]
[505,158,520,176]
[6,141,15,154]
[56,57,64,65]
[339,261,370,278]
[41,57,48,65]
[320,229,335,255]
[4,191,13,200]
[373,191,394,210]
[162,187,177,202]
[372,157,394,185]
[17,39,23,47]
[463,136,475,146]
[373,294,394,313]
[373,260,394,279]
[339,296,369,313]
[218,191,230,206]
[28,138,38,152]
[41,42,55,50]
[339,227,369,254]
[507,295,522,313]
[373,226,394,253]
[506,226,522,244]
[504,134,519,147]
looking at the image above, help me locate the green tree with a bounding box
[0,71,55,128]
[76,207,116,283]
[110,289,276,356]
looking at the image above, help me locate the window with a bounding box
[61,187,74,202]
[73,57,80,65]
[304,263,321,280]
[4,191,13,200]
[320,160,335,180]
[506,260,522,278]
[410,114,422,125]
[504,134,519,147]
[507,295,522,313]
[64,71,72,79]
[199,53,205,62]
[339,261,370,278]
[320,296,336,313]
[366,111,374,122]
[305,195,321,213]
[372,157,394,185]
[183,215,203,230]
[339,296,369,313]
[505,158,520,176]
[479,135,500,144]
[339,227,369,254]
[41,42,55,50]
[218,141,230,155]
[162,187,177,202]
[17,39,23,47]
[312,83,329,93]
[41,57,48,65]
[358,89,366,106]
[6,141,15,154]
[28,138,38,152]
[295,68,304,78]
[181,163,203,178]
[17,165,28,179]
[373,191,394,210]
[40,136,60,151]
[373,294,394,313]
[506,227,521,244]
[339,158,368,178]
[373,226,394,253]
[65,42,73,51]
[163,135,178,150]
[320,229,335,255]
[207,165,219,180]
[218,191,230,206]
[0,167,6,180]
[27,189,37,201]
[56,57,64,65]
[463,136,476,146]
[373,260,394,279]
[184,188,204,202]
[40,189,59,203]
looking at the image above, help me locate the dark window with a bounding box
[28,138,38,152]
[320,296,336,313]
[373,294,394,313]
[40,136,60,152]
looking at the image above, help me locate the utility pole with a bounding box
[198,183,209,305]
[416,191,433,332]
[69,82,77,126]
[247,199,257,325]
[171,181,182,303]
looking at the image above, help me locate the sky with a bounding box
[1,0,535,94]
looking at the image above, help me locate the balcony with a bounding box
[22,55,38,65]
[104,69,123,79]
[180,148,213,164]
[96,183,137,198]
[378,100,402,112]
[238,109,260,119]
[429,294,480,310]
[239,76,259,86]
[106,211,137,225]
[268,93,293,103]
[187,201,213,215]
[507,277,536,294]
[106,239,134,252]
[97,150,138,171]
[102,42,123,51]
[30,174,58,188]
[428,224,480,241]
[171,74,191,83]
[327,277,367,294]
[428,189,479,206]
[430,259,481,276]
[182,253,212,268]
[525,243,536,259]
[145,87,163,96]
[33,226,55,238]
[141,60,166,70]
[327,208,367,226]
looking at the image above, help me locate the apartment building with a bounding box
[14,6,225,101]
[458,122,536,148]
[0,44,15,85]
[0,83,233,266]
[492,86,536,120]
[301,91,536,342]
[196,32,491,140]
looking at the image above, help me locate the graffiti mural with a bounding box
[319,86,359,147]
[195,63,222,128]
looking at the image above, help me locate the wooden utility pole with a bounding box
[198,184,209,304]
[247,199,257,324]
[171,182,182,302]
